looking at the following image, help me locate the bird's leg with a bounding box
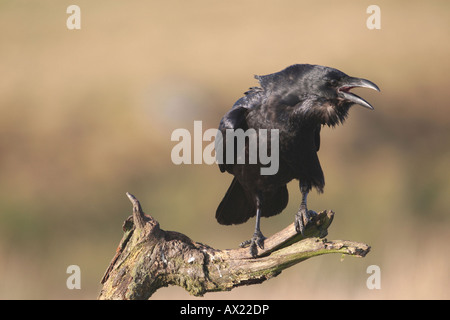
[295,182,317,235]
[240,193,266,257]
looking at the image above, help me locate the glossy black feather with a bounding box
[215,64,374,225]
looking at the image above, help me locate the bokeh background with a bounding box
[1,0,449,299]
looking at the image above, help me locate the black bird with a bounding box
[215,64,380,257]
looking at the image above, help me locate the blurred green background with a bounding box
[0,0,449,299]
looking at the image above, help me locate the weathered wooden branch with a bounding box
[98,192,370,300]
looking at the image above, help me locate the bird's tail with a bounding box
[216,178,289,225]
[216,178,254,225]
[261,185,289,218]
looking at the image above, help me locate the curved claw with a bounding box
[240,231,266,257]
[295,209,317,235]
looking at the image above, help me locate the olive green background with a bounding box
[0,1,449,299]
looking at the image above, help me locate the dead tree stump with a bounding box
[98,193,370,300]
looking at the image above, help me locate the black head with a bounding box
[256,64,380,126]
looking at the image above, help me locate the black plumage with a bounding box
[215,64,380,256]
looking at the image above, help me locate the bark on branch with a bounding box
[98,193,370,300]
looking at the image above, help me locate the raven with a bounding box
[215,64,380,257]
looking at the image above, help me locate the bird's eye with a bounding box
[329,79,338,86]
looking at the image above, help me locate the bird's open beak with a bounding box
[338,77,380,110]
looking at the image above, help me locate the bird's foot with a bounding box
[295,208,318,235]
[240,230,266,258]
